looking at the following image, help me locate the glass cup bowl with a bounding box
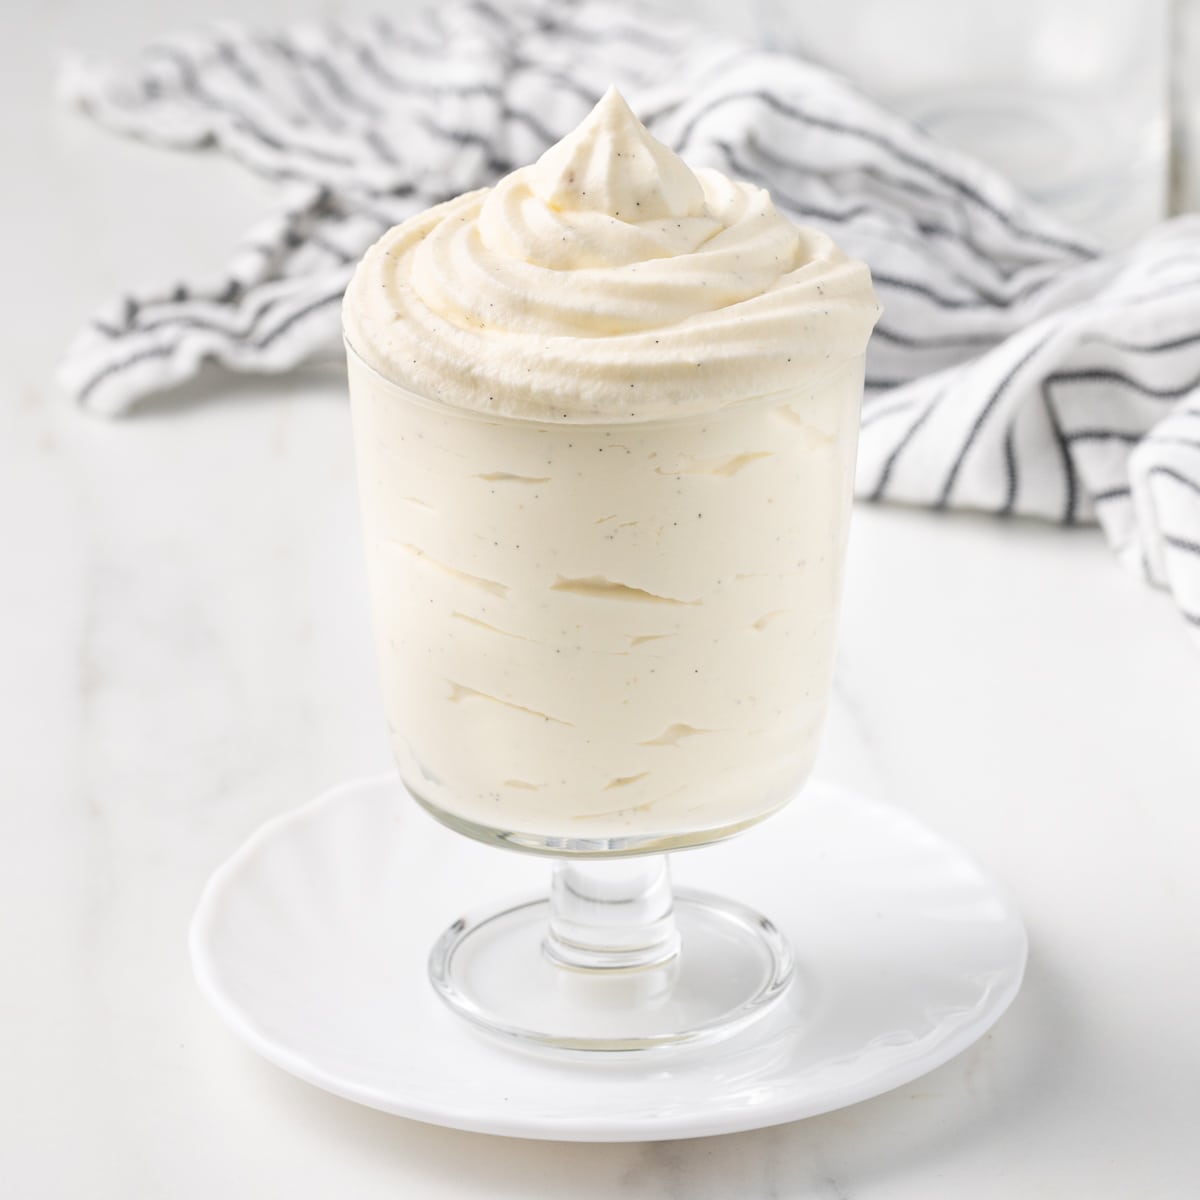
[347,340,863,1051]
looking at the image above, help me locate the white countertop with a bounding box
[5,2,1200,1196]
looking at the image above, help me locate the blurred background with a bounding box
[21,0,1200,247]
[748,0,1176,247]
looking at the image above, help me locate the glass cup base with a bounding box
[428,888,794,1053]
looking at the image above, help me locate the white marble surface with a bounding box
[5,1,1200,1196]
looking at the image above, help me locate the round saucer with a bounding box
[190,776,1027,1142]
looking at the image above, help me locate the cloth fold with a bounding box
[59,0,1200,642]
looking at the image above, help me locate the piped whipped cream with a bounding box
[343,87,879,421]
[347,88,877,843]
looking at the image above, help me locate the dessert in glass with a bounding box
[343,89,879,1050]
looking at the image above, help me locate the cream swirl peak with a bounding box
[343,87,880,421]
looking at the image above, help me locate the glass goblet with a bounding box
[347,339,863,1052]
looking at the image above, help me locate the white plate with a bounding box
[190,776,1027,1141]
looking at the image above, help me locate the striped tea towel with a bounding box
[58,0,1200,643]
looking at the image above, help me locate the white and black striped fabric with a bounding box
[59,0,1200,642]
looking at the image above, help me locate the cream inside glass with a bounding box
[344,89,879,1050]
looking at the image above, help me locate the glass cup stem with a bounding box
[429,849,794,1050]
[544,856,681,972]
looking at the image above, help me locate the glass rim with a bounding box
[342,332,862,432]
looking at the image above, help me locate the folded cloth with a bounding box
[59,0,1200,642]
